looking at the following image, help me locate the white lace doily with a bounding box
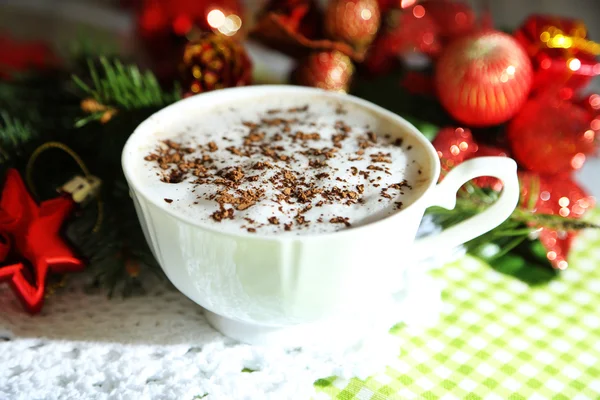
[0,227,453,400]
[0,269,441,400]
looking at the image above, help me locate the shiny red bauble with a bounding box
[508,98,596,175]
[435,31,533,127]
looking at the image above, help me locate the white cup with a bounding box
[122,85,519,346]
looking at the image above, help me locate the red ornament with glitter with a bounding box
[514,15,600,95]
[432,127,477,171]
[435,31,533,127]
[519,172,595,218]
[324,0,381,50]
[518,172,594,270]
[0,169,84,313]
[508,97,597,175]
[293,50,355,92]
[433,128,509,190]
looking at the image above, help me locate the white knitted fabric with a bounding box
[0,224,454,400]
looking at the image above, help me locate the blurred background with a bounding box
[1,0,599,198]
[2,0,600,58]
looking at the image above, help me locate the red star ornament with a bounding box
[0,169,84,313]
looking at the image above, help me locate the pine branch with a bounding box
[513,210,600,231]
[0,112,37,164]
[73,57,181,126]
[426,180,599,271]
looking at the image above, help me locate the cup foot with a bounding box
[204,310,377,347]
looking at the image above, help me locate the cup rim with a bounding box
[122,85,441,241]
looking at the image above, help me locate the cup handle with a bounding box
[413,157,520,257]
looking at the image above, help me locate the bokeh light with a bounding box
[207,9,225,29]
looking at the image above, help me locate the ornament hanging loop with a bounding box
[25,141,103,233]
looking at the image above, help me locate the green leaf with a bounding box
[478,239,558,286]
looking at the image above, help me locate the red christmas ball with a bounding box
[324,0,381,50]
[435,31,533,127]
[293,50,355,92]
[508,98,597,175]
[519,172,595,218]
[432,127,477,171]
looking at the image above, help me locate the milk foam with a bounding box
[134,95,431,235]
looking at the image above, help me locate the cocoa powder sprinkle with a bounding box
[143,103,418,234]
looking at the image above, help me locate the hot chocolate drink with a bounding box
[136,96,430,235]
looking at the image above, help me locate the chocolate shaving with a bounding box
[330,216,351,227]
[144,103,417,233]
[207,141,218,152]
[211,207,234,222]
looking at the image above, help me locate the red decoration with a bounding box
[538,228,575,270]
[136,0,243,79]
[293,50,355,92]
[324,0,381,50]
[435,31,533,127]
[0,170,84,313]
[377,0,420,14]
[365,5,440,74]
[422,0,475,41]
[250,5,365,62]
[137,0,243,37]
[432,127,477,171]
[577,93,600,117]
[400,71,435,95]
[0,34,58,79]
[259,0,322,40]
[471,145,509,191]
[508,97,597,175]
[514,15,600,95]
[519,172,595,218]
[519,172,594,270]
[432,127,509,191]
[180,33,252,96]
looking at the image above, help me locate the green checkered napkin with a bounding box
[315,211,600,400]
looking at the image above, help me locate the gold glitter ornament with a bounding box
[180,33,252,96]
[293,50,355,92]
